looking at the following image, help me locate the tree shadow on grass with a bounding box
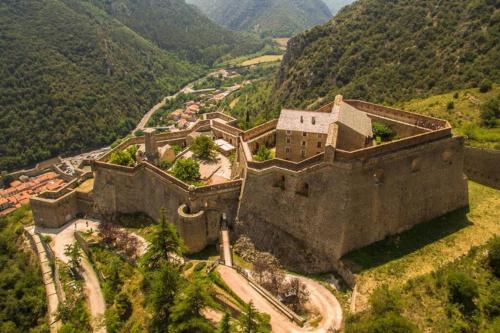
[342,207,472,272]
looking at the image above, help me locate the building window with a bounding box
[301,141,306,146]
[286,130,291,135]
[301,150,306,158]
[285,147,290,153]
[317,142,322,148]
[302,132,307,137]
[286,137,291,144]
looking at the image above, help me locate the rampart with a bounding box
[463,147,500,190]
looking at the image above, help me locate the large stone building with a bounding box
[31,97,469,277]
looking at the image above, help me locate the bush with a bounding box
[447,271,478,312]
[370,285,403,315]
[193,261,207,272]
[115,293,132,321]
[190,136,217,160]
[172,157,201,183]
[453,92,460,99]
[479,79,493,93]
[480,97,500,128]
[253,146,272,161]
[109,145,138,166]
[488,237,500,277]
[159,160,172,170]
[372,122,395,141]
[447,101,455,110]
[346,311,419,333]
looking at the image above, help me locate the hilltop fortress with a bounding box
[31,96,469,275]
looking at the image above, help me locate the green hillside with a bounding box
[0,0,202,171]
[186,0,332,37]
[89,0,263,65]
[399,85,500,150]
[276,0,500,108]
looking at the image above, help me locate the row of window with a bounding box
[284,138,323,148]
[285,130,323,138]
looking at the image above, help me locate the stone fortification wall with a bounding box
[464,147,500,189]
[236,135,468,273]
[91,161,242,252]
[31,191,79,228]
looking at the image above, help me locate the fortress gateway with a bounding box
[31,96,468,274]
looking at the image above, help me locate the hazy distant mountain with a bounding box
[186,0,332,37]
[322,0,355,15]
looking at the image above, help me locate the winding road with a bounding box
[217,266,342,333]
[36,220,107,333]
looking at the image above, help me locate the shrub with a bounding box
[193,261,207,272]
[479,79,493,93]
[172,157,201,183]
[480,97,500,128]
[372,122,394,141]
[346,311,419,333]
[115,293,132,321]
[109,145,138,166]
[447,271,478,312]
[453,92,459,99]
[190,136,217,160]
[370,285,403,315]
[159,160,172,170]
[488,237,500,277]
[253,146,273,161]
[447,101,455,110]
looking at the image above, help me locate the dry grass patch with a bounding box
[241,55,283,66]
[345,181,500,311]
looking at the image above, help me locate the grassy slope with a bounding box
[399,85,500,149]
[0,0,201,171]
[344,182,500,311]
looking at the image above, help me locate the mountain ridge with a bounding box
[186,0,332,37]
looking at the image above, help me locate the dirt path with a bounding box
[217,266,342,333]
[221,229,233,267]
[36,220,107,333]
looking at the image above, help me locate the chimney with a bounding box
[144,128,158,165]
[300,115,304,123]
[312,117,316,125]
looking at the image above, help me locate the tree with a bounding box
[64,243,82,274]
[447,271,479,313]
[143,210,184,270]
[109,145,138,167]
[115,293,132,321]
[236,301,271,333]
[480,97,500,128]
[282,278,310,313]
[346,311,419,333]
[169,278,215,333]
[253,146,272,161]
[218,313,231,333]
[479,79,493,93]
[148,265,180,333]
[372,122,394,141]
[190,136,217,160]
[172,158,201,183]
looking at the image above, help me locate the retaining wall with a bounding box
[464,147,500,189]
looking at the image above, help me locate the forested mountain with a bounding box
[0,0,202,171]
[88,0,262,65]
[322,0,355,15]
[186,0,332,37]
[276,0,500,108]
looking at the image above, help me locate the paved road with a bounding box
[221,229,233,267]
[217,266,342,333]
[36,220,107,333]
